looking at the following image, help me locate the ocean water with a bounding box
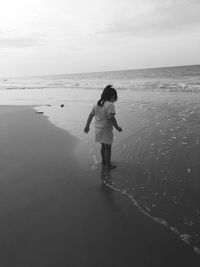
[1,64,200,255]
[1,64,200,92]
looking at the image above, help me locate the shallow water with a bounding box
[90,92,200,255]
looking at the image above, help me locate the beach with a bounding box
[0,65,200,266]
[0,0,200,260]
[0,104,200,266]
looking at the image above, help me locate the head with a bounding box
[97,85,118,106]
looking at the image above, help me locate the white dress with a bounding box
[91,101,116,145]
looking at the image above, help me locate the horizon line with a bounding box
[1,63,200,79]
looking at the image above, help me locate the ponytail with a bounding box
[97,97,104,107]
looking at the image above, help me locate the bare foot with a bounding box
[105,164,117,170]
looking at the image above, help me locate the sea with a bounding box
[1,64,200,256]
[1,64,200,92]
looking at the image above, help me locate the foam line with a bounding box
[102,178,200,256]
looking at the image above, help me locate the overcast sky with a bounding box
[0,0,200,77]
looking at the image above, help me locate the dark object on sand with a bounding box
[61,104,64,108]
[35,111,44,114]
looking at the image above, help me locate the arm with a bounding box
[109,113,122,132]
[84,112,94,133]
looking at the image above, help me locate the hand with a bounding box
[117,126,122,132]
[84,125,90,133]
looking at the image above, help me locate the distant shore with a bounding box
[0,105,199,267]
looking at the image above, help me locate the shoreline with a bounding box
[0,105,199,266]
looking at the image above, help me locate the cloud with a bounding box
[97,0,200,36]
[0,36,43,48]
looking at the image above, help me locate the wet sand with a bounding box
[0,105,199,267]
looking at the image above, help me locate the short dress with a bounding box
[91,101,116,145]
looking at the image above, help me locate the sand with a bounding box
[0,105,199,267]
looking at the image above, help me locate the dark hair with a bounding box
[97,85,118,106]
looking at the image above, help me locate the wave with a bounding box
[1,81,200,92]
[1,64,200,92]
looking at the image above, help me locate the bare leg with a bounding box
[105,144,116,170]
[105,144,111,166]
[101,143,106,164]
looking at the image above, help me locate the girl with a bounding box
[84,85,122,170]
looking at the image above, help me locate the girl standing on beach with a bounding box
[84,85,122,170]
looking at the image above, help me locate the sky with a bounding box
[0,0,200,77]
